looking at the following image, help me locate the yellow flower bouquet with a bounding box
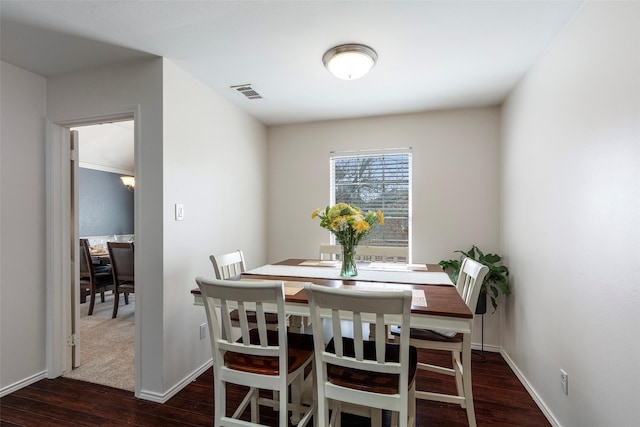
[312,203,384,276]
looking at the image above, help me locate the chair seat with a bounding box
[116,281,135,291]
[94,271,114,287]
[391,326,463,343]
[325,337,418,395]
[224,329,314,375]
[93,265,111,275]
[230,309,279,325]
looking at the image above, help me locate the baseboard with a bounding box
[471,342,501,353]
[137,359,212,403]
[0,370,47,398]
[500,349,560,427]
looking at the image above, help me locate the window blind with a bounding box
[330,149,412,248]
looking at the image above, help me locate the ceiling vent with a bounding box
[230,84,262,100]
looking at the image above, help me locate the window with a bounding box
[330,149,412,249]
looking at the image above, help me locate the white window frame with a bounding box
[329,148,412,258]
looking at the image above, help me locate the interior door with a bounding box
[70,130,81,367]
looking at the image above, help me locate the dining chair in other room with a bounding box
[195,277,316,427]
[79,239,114,315]
[210,250,282,331]
[107,241,135,319]
[356,246,409,263]
[392,257,488,427]
[305,283,417,427]
[319,244,342,261]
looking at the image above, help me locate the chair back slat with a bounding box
[352,311,364,360]
[375,313,386,362]
[331,310,344,356]
[220,299,234,340]
[253,304,269,343]
[236,302,252,341]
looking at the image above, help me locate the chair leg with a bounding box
[250,387,259,424]
[88,287,96,316]
[215,381,226,426]
[333,402,342,427]
[290,371,305,425]
[317,388,329,427]
[462,334,477,427]
[289,315,303,332]
[124,293,129,305]
[409,382,416,427]
[112,291,119,318]
[452,351,465,407]
[371,408,383,427]
[100,290,105,303]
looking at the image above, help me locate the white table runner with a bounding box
[244,264,453,286]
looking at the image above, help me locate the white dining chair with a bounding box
[320,244,409,263]
[392,257,488,427]
[305,283,417,427]
[356,245,409,263]
[210,249,281,331]
[196,277,316,427]
[210,249,246,279]
[319,244,342,261]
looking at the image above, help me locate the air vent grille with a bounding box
[230,84,262,100]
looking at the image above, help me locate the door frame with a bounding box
[46,110,138,391]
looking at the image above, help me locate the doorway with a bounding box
[69,120,135,391]
[46,116,137,392]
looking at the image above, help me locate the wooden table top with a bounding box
[192,259,472,320]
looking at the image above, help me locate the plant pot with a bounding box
[475,290,487,315]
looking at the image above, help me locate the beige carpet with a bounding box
[63,292,135,391]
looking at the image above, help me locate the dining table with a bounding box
[191,258,475,421]
[191,258,473,335]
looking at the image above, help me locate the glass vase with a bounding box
[340,244,358,277]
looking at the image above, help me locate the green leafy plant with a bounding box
[439,245,510,312]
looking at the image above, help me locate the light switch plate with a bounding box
[175,203,185,221]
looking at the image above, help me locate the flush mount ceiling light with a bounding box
[322,44,378,80]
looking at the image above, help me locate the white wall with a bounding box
[46,58,165,397]
[501,2,640,426]
[267,107,503,347]
[0,61,48,392]
[161,60,267,391]
[1,57,268,401]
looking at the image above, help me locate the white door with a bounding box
[46,122,74,377]
[70,130,81,367]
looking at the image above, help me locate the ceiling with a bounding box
[0,0,584,126]
[73,121,135,174]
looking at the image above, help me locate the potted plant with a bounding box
[439,245,510,313]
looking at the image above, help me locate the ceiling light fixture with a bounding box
[120,176,135,191]
[322,44,378,80]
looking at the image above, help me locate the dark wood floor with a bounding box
[1,350,550,426]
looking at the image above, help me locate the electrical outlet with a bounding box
[560,369,568,395]
[200,323,207,340]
